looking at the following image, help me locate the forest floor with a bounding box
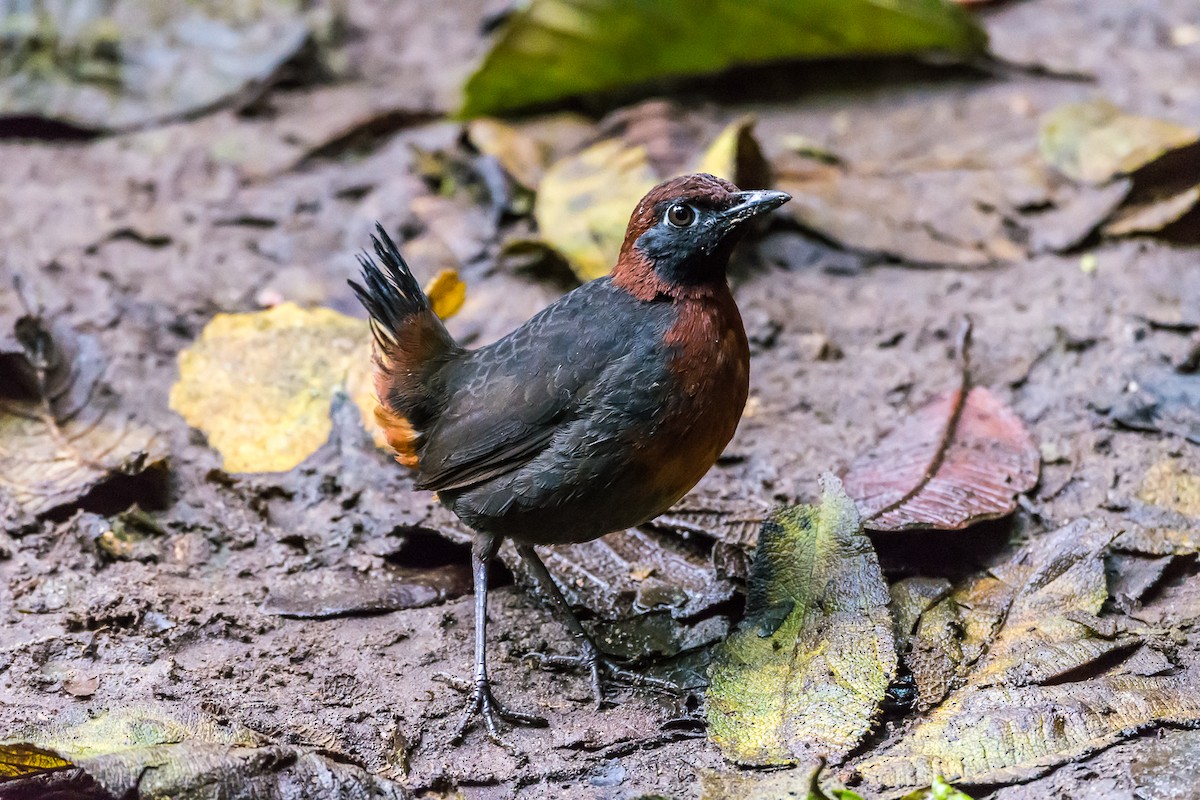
[3,1,1200,798]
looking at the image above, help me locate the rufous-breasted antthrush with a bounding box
[350,173,790,742]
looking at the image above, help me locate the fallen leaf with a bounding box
[1104,185,1200,236]
[707,474,896,767]
[0,705,407,799]
[62,672,100,698]
[844,386,1040,531]
[1039,100,1199,184]
[852,668,1200,790]
[0,744,72,781]
[1026,178,1131,253]
[467,118,553,191]
[1111,366,1200,445]
[170,303,370,474]
[777,157,1041,268]
[1113,458,1200,556]
[534,109,774,280]
[423,268,467,320]
[695,116,772,189]
[852,523,1195,793]
[0,313,166,526]
[0,1,316,132]
[260,565,471,619]
[533,138,660,280]
[1136,458,1200,517]
[458,0,986,118]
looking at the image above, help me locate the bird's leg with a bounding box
[454,535,546,744]
[515,543,678,708]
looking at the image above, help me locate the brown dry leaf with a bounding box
[1039,100,1199,185]
[707,475,896,767]
[0,314,166,526]
[534,110,771,280]
[777,155,1041,267]
[170,303,370,474]
[843,385,1040,531]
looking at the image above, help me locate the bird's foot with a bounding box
[526,642,679,708]
[451,678,547,746]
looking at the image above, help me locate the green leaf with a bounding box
[706,474,897,766]
[459,0,988,118]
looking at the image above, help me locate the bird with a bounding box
[349,173,790,743]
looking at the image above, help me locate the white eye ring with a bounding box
[665,203,697,228]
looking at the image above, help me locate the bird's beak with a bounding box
[719,190,791,227]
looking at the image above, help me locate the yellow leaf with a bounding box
[169,303,369,473]
[0,744,73,780]
[1039,100,1198,184]
[534,138,659,281]
[694,115,770,188]
[424,268,467,320]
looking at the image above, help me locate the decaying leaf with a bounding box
[0,744,72,781]
[1104,185,1200,237]
[1039,100,1199,185]
[466,113,596,192]
[707,474,896,767]
[853,668,1200,790]
[534,138,660,281]
[172,272,468,473]
[853,522,1199,793]
[0,705,407,799]
[170,303,371,474]
[261,565,471,619]
[1113,457,1200,556]
[458,0,986,118]
[533,112,773,280]
[776,153,1041,268]
[0,313,166,526]
[695,116,771,191]
[0,1,317,132]
[844,386,1039,531]
[1111,366,1200,445]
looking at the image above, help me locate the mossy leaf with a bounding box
[707,474,896,766]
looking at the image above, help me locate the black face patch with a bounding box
[634,197,743,286]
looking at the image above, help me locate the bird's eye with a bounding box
[665,203,697,228]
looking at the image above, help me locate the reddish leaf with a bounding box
[844,386,1040,531]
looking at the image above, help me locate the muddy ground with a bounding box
[3,0,1200,798]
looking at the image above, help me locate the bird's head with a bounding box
[612,173,790,298]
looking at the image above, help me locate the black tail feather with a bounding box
[348,223,430,348]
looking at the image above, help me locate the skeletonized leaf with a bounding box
[458,0,986,118]
[843,386,1040,531]
[0,315,166,525]
[1039,100,1199,184]
[707,474,896,766]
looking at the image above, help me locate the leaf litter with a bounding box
[0,306,166,527]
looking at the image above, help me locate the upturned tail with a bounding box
[348,223,461,468]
